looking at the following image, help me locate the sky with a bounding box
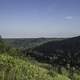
[0,0,80,38]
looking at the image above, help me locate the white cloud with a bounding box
[64,16,72,20]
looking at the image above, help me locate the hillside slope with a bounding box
[33,36,80,56]
[0,54,70,80]
[30,36,80,72]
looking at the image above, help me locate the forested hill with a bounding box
[33,36,80,55]
[3,38,64,49]
[31,36,80,72]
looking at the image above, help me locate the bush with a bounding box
[54,75,70,80]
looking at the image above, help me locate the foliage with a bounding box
[0,53,72,80]
[53,75,70,80]
[1,36,80,80]
[0,54,54,80]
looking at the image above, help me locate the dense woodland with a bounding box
[0,35,80,80]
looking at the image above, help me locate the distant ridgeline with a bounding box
[3,38,64,49]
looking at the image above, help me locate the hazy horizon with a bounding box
[0,0,80,38]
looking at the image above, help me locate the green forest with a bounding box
[0,36,80,80]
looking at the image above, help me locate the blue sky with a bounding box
[0,0,80,38]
